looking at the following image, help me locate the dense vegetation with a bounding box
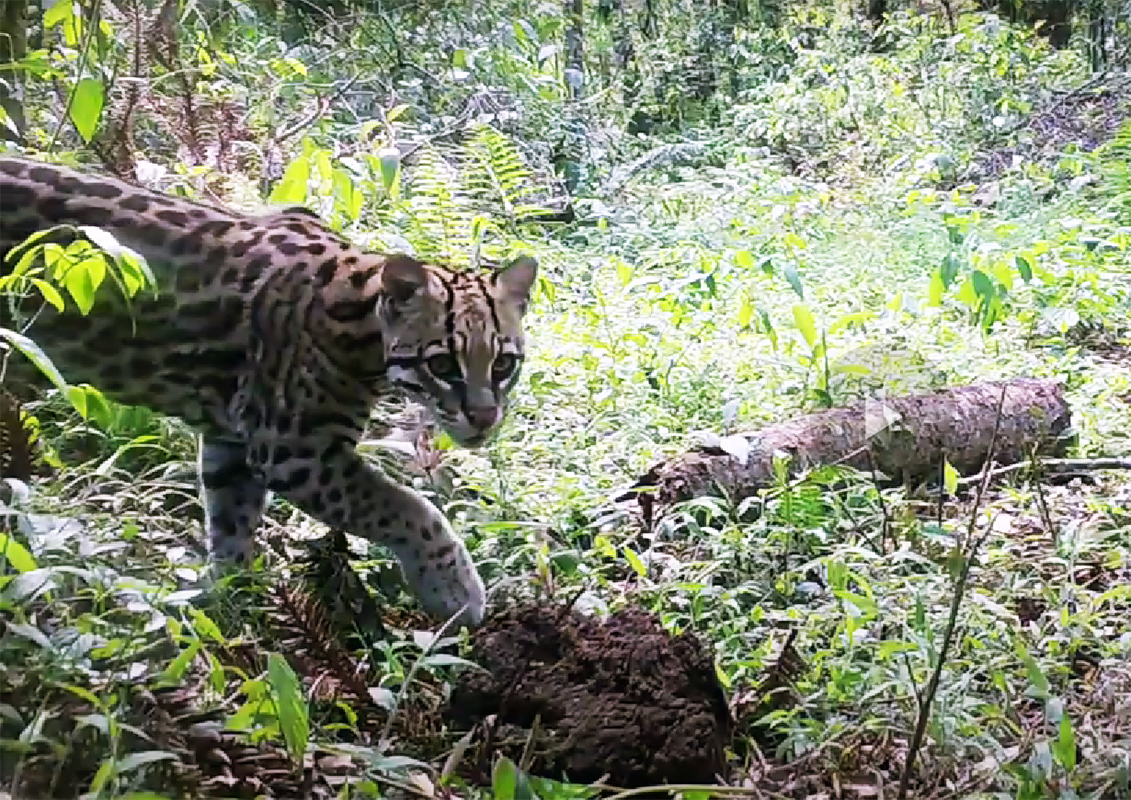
[0,0,1130,797]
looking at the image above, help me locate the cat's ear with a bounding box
[381,255,430,304]
[493,256,538,312]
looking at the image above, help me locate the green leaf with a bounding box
[783,231,806,250]
[737,292,753,329]
[116,250,157,296]
[65,385,88,419]
[492,754,518,800]
[970,269,994,301]
[64,684,103,708]
[79,385,113,429]
[376,147,401,194]
[43,1,75,29]
[955,276,978,307]
[943,460,959,495]
[834,590,877,616]
[188,608,225,643]
[267,652,309,766]
[385,103,410,122]
[332,169,362,220]
[161,641,201,682]
[1053,713,1076,770]
[927,268,944,307]
[945,545,964,580]
[513,19,537,47]
[0,328,69,390]
[783,264,804,299]
[70,78,104,143]
[80,227,155,295]
[6,621,52,649]
[792,304,817,348]
[88,759,114,795]
[61,256,101,315]
[940,252,961,286]
[622,546,646,578]
[270,156,311,204]
[115,750,178,775]
[0,533,38,573]
[1015,254,1033,282]
[1016,641,1049,699]
[734,250,755,270]
[27,277,65,311]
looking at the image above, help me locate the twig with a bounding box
[398,108,475,161]
[897,383,1009,799]
[955,456,1131,486]
[1028,450,1057,549]
[865,448,893,553]
[600,785,760,800]
[378,597,469,747]
[275,72,363,143]
[47,0,104,153]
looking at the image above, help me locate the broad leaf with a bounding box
[267,652,309,766]
[70,78,104,143]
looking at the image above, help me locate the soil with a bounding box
[445,603,732,789]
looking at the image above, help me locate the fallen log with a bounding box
[623,379,1072,524]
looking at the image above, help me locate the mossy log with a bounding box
[623,379,1072,523]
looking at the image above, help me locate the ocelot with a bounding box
[0,155,539,627]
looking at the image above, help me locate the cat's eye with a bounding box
[492,353,518,379]
[426,354,461,381]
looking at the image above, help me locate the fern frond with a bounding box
[1095,116,1131,213]
[395,124,557,265]
[464,124,539,219]
[404,144,478,263]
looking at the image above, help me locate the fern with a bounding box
[464,125,542,222]
[398,124,553,266]
[404,144,479,263]
[1094,116,1131,214]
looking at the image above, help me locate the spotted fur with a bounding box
[0,155,538,627]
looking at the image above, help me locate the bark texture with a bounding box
[625,379,1072,521]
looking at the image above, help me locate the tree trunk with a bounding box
[620,380,1072,525]
[1086,0,1106,71]
[993,0,1078,49]
[722,0,746,98]
[564,0,584,101]
[1042,0,1075,48]
[0,0,28,143]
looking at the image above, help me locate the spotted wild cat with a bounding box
[0,155,538,627]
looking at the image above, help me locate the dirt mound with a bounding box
[445,603,731,789]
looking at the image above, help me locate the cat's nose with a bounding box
[466,406,500,431]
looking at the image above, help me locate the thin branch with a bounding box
[955,456,1131,486]
[275,72,363,143]
[47,0,104,153]
[897,383,1009,799]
